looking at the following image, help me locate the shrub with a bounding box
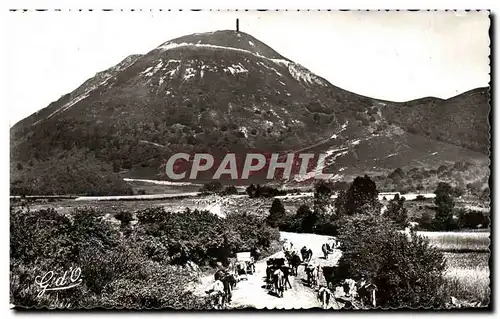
[199,181,223,194]
[246,184,286,198]
[115,211,134,227]
[221,185,238,195]
[338,214,447,308]
[457,209,489,229]
[415,195,426,201]
[434,182,456,230]
[11,205,281,308]
[267,199,286,228]
[335,175,380,216]
[314,180,333,214]
[384,194,408,228]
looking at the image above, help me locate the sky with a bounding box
[5,10,490,126]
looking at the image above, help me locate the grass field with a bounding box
[443,252,490,305]
[417,231,490,253]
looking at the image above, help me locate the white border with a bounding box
[0,1,497,318]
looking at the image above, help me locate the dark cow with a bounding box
[322,266,344,290]
[300,246,313,263]
[286,253,302,276]
[305,264,319,287]
[322,242,332,259]
[251,247,261,262]
[280,265,293,290]
[318,286,335,309]
[213,270,236,304]
[272,268,284,298]
[356,278,378,308]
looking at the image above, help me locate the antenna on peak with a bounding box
[236,18,239,32]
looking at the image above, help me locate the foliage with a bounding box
[337,214,447,308]
[10,149,133,196]
[221,185,238,195]
[199,181,223,194]
[384,194,408,228]
[434,182,456,230]
[267,199,286,228]
[335,175,380,216]
[115,211,134,227]
[457,209,489,229]
[246,184,286,198]
[10,205,279,309]
[313,180,333,214]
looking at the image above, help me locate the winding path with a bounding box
[191,231,343,309]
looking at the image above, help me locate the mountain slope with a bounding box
[383,87,490,154]
[10,30,490,194]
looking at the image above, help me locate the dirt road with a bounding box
[191,231,343,309]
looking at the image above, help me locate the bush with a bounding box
[10,206,280,308]
[384,194,408,228]
[222,185,238,196]
[415,195,426,201]
[115,211,134,227]
[246,184,286,198]
[335,175,380,216]
[338,214,447,308]
[457,209,489,229]
[199,181,223,194]
[267,199,286,228]
[434,182,456,230]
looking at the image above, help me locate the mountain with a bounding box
[10,30,490,195]
[383,87,490,154]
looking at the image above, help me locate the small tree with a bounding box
[199,181,223,194]
[115,211,134,229]
[336,175,380,216]
[267,199,286,228]
[222,186,238,196]
[434,182,455,230]
[384,194,408,228]
[296,204,319,233]
[314,180,332,214]
[246,184,257,198]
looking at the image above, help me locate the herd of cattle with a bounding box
[204,238,378,309]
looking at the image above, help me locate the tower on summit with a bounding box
[236,18,239,32]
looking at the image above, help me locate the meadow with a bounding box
[417,231,490,253]
[417,231,490,305]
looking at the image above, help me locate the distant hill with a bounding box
[10,30,490,195]
[383,87,490,154]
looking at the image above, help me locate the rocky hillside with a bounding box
[10,30,490,195]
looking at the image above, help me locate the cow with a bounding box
[300,246,313,263]
[322,266,348,290]
[251,247,261,262]
[280,265,293,290]
[305,264,319,287]
[235,261,248,278]
[283,239,294,254]
[321,242,332,260]
[318,286,334,309]
[356,277,378,308]
[287,253,302,276]
[205,280,225,309]
[342,278,358,298]
[213,270,236,304]
[272,268,285,298]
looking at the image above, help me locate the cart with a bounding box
[236,252,255,276]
